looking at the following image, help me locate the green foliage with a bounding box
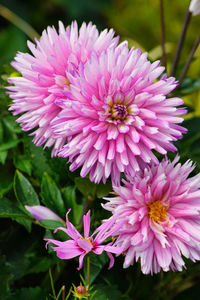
[62,186,83,225]
[0,255,12,299]
[5,287,48,300]
[0,197,29,219]
[40,219,65,230]
[14,170,39,206]
[41,172,65,218]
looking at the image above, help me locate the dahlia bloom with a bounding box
[7,21,118,155]
[189,0,200,16]
[44,209,124,270]
[103,156,200,274]
[25,205,63,222]
[52,43,187,184]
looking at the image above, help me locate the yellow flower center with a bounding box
[148,200,168,223]
[81,237,94,245]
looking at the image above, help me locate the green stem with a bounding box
[160,0,167,69]
[49,268,56,299]
[87,256,90,300]
[0,4,39,41]
[170,8,191,77]
[178,34,200,86]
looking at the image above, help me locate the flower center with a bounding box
[111,104,128,120]
[99,93,138,126]
[148,200,168,223]
[82,237,94,245]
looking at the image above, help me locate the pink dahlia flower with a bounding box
[103,156,200,274]
[52,43,187,184]
[7,21,118,155]
[44,209,124,270]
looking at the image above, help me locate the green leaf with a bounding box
[0,139,21,152]
[62,186,83,225]
[75,177,96,197]
[41,172,65,217]
[14,170,39,206]
[2,116,21,135]
[27,257,53,274]
[13,155,32,176]
[75,177,112,199]
[0,169,13,197]
[26,139,53,180]
[0,151,8,164]
[39,219,65,230]
[0,255,12,299]
[0,197,32,232]
[0,197,30,219]
[96,182,112,198]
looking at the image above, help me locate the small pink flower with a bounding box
[52,43,187,185]
[44,209,124,270]
[7,21,118,155]
[103,156,200,274]
[25,205,62,222]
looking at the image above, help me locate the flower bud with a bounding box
[25,205,62,222]
[189,0,200,16]
[76,286,87,295]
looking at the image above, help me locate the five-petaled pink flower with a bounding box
[52,43,187,185]
[7,21,118,155]
[44,209,124,270]
[103,156,200,274]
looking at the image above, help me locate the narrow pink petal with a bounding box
[83,210,91,238]
[77,253,86,270]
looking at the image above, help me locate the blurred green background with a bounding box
[0,0,199,70]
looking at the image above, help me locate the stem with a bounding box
[49,268,56,299]
[170,9,191,77]
[62,286,65,300]
[0,4,39,41]
[160,0,167,69]
[87,256,90,300]
[178,34,200,86]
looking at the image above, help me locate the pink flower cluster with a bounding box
[8,21,186,184]
[9,21,200,275]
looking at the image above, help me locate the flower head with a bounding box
[25,205,63,222]
[103,156,200,274]
[52,43,187,185]
[7,21,118,155]
[189,0,200,16]
[44,209,124,270]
